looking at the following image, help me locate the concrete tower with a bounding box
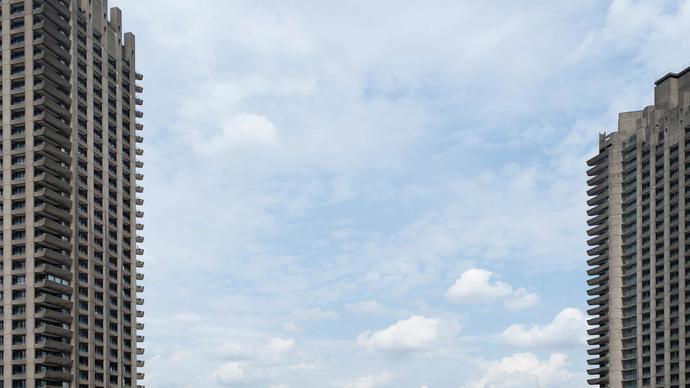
[587,65,690,387]
[0,0,145,386]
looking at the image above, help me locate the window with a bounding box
[10,3,24,14]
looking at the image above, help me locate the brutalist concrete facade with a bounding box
[587,65,690,387]
[0,0,145,387]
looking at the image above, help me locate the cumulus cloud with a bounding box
[504,288,541,311]
[461,353,583,388]
[357,315,457,352]
[264,337,296,359]
[445,269,512,303]
[501,308,587,347]
[339,373,392,388]
[213,361,247,385]
[445,269,539,310]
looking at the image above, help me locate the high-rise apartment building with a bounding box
[587,65,690,387]
[0,0,145,387]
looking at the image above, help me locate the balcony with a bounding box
[35,338,72,353]
[35,187,71,208]
[34,232,71,251]
[136,260,144,268]
[35,217,71,237]
[35,354,71,367]
[35,293,71,309]
[35,308,72,325]
[35,202,72,223]
[34,247,71,266]
[35,278,71,295]
[34,141,71,164]
[35,172,71,193]
[33,126,71,149]
[35,370,72,382]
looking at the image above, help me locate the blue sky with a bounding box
[115,0,690,387]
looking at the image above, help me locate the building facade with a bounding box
[0,0,145,387]
[587,66,690,387]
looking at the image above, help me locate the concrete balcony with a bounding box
[136,223,145,231]
[136,160,144,168]
[36,322,72,338]
[136,198,144,206]
[135,147,144,156]
[35,354,71,367]
[34,92,70,120]
[34,247,71,266]
[34,133,71,159]
[136,72,144,80]
[35,278,71,295]
[35,308,72,325]
[35,262,72,280]
[137,323,145,330]
[136,298,144,305]
[35,293,71,309]
[136,273,145,281]
[137,347,145,355]
[137,310,145,318]
[34,141,71,164]
[136,211,144,218]
[136,173,144,181]
[34,108,71,135]
[136,285,145,293]
[34,217,71,237]
[36,338,72,353]
[136,235,145,243]
[34,232,71,251]
[136,123,144,130]
[34,172,71,194]
[136,98,144,105]
[136,186,144,193]
[35,370,72,382]
[137,260,144,268]
[136,85,144,93]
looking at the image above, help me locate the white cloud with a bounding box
[213,361,247,385]
[264,337,295,359]
[504,288,541,311]
[461,353,584,388]
[445,269,540,311]
[501,308,587,347]
[346,300,386,315]
[198,113,279,154]
[339,373,393,388]
[357,315,457,352]
[445,269,512,303]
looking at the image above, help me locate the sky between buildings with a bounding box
[115,0,690,387]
